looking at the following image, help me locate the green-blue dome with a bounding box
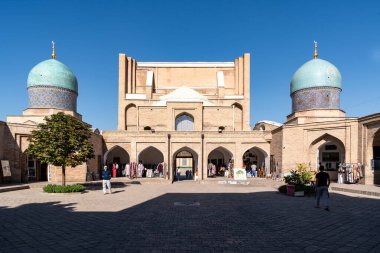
[290,58,342,94]
[27,59,78,93]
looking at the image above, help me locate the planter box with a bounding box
[287,185,295,196]
[294,191,304,197]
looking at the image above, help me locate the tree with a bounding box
[27,112,94,186]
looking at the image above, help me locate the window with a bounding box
[182,158,187,166]
[175,114,194,131]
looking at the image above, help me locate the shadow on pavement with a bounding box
[0,191,380,252]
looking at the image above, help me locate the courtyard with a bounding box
[0,181,380,253]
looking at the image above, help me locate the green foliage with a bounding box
[278,185,287,193]
[43,184,85,193]
[27,112,94,185]
[284,163,313,185]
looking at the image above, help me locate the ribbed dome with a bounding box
[27,59,78,93]
[290,58,342,94]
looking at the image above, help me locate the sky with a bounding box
[0,0,380,130]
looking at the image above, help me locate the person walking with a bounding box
[315,165,330,211]
[102,165,112,195]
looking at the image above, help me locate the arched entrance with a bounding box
[173,147,198,181]
[242,147,269,177]
[310,134,345,182]
[104,146,130,176]
[138,146,165,178]
[372,130,380,184]
[207,147,233,177]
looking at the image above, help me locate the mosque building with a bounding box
[1,43,103,183]
[1,42,380,185]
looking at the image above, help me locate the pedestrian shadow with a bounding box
[1,191,380,252]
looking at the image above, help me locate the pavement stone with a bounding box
[0,181,380,252]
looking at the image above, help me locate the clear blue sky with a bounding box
[1,0,380,130]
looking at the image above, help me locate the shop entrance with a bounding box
[242,147,268,177]
[138,146,165,178]
[317,141,345,182]
[104,145,130,177]
[207,147,233,177]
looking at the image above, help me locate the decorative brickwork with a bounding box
[28,86,77,112]
[291,87,340,112]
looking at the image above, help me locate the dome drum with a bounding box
[291,86,340,112]
[28,86,77,111]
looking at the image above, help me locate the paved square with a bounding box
[1,182,380,252]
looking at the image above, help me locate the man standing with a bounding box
[102,165,112,195]
[251,163,257,177]
[315,165,330,211]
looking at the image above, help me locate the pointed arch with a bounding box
[207,146,233,177]
[310,133,345,148]
[173,146,199,181]
[138,146,164,165]
[125,103,137,130]
[309,133,345,173]
[104,145,130,165]
[175,113,194,131]
[232,103,243,131]
[242,146,269,175]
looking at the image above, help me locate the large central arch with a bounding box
[173,147,199,181]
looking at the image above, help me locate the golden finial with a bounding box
[52,41,56,59]
[313,40,318,59]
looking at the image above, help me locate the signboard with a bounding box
[1,160,11,177]
[234,168,247,180]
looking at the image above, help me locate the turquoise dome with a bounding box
[290,58,342,94]
[27,59,78,93]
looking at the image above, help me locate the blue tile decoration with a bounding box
[290,58,342,94]
[27,59,78,92]
[28,86,77,111]
[291,87,340,112]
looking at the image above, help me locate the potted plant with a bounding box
[284,163,313,197]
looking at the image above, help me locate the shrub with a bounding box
[284,163,313,185]
[278,185,287,193]
[43,184,85,193]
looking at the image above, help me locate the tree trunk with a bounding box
[62,164,66,186]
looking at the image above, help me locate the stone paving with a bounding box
[0,181,380,252]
